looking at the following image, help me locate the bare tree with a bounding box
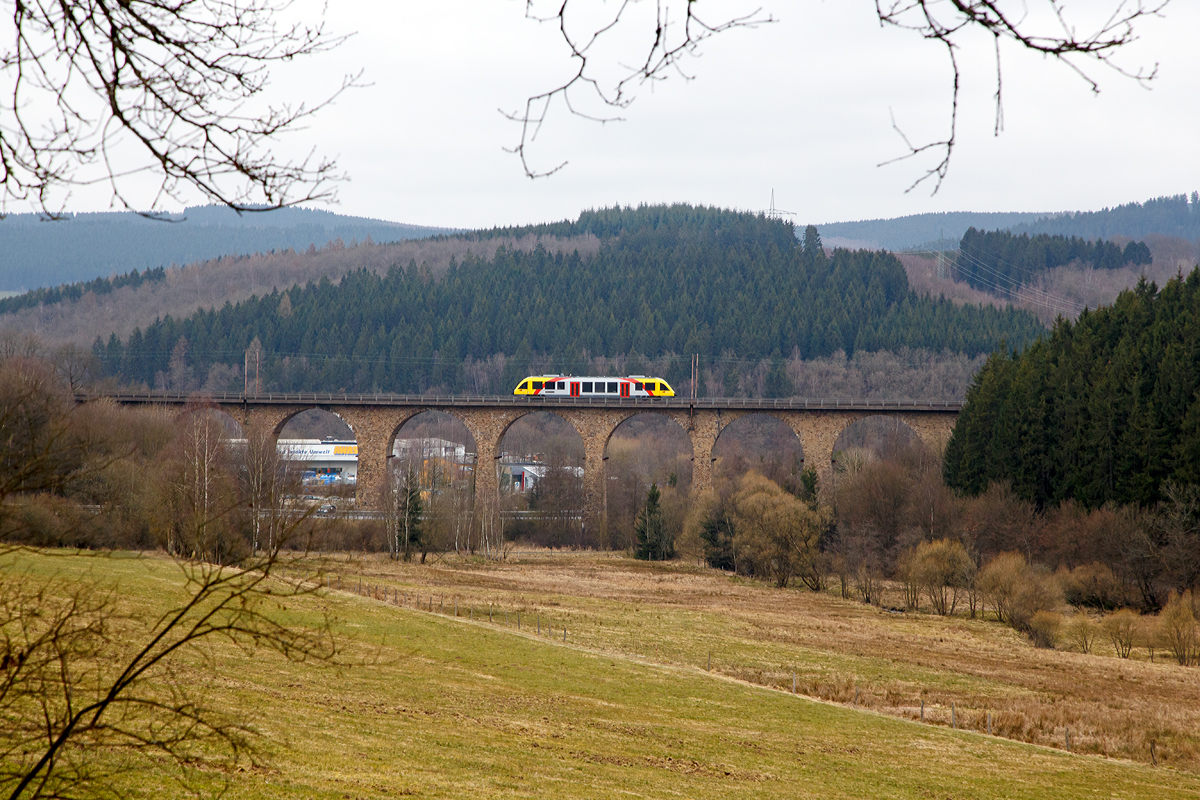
[383,458,422,563]
[240,420,296,555]
[163,405,237,562]
[2,0,353,216]
[0,357,123,518]
[514,1,1170,188]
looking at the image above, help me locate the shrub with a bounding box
[911,538,976,616]
[731,473,826,589]
[1058,562,1127,610]
[1009,568,1063,632]
[1103,609,1139,658]
[1028,611,1063,649]
[1158,591,1199,667]
[1066,613,1098,654]
[895,548,921,611]
[977,552,1026,622]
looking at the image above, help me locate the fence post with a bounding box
[537,614,541,635]
[1066,727,1070,752]
[920,699,924,722]
[854,688,859,705]
[792,672,796,694]
[517,611,521,630]
[708,652,711,671]
[563,627,567,643]
[952,703,956,730]
[987,712,992,736]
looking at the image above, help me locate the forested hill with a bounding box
[94,206,1045,395]
[0,205,452,292]
[944,269,1200,509]
[954,228,1153,293]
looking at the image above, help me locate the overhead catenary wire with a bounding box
[910,245,1085,318]
[952,247,1085,316]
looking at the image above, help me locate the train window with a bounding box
[646,382,656,391]
[518,381,529,391]
[557,381,565,390]
[582,382,593,392]
[607,381,618,393]
[533,381,544,390]
[634,382,643,391]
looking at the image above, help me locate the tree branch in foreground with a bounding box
[1,0,356,218]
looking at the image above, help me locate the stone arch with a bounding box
[274,406,357,440]
[604,412,695,481]
[602,412,695,548]
[492,410,589,546]
[832,415,923,470]
[387,410,479,514]
[171,404,245,439]
[711,412,805,468]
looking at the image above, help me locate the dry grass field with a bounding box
[6,548,1200,799]
[320,551,1200,772]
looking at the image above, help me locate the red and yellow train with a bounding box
[514,375,676,398]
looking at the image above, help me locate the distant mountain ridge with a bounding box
[817,194,1200,252]
[0,205,454,292]
[817,212,1049,251]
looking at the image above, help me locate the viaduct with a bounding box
[84,391,960,530]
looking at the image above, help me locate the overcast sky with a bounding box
[64,1,1200,229]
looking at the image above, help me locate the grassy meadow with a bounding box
[5,548,1200,799]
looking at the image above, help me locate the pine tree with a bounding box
[634,483,672,561]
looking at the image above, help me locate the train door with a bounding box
[570,382,580,397]
[620,381,630,398]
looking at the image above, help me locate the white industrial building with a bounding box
[277,439,358,485]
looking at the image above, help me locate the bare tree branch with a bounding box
[513,1,1169,188]
[1,0,356,217]
[875,1,1170,193]
[506,0,775,178]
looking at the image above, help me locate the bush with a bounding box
[977,552,1026,622]
[1103,608,1139,658]
[1066,613,1098,654]
[1158,591,1199,667]
[910,538,976,616]
[1009,568,1063,632]
[1028,611,1063,648]
[731,473,826,589]
[1058,562,1127,610]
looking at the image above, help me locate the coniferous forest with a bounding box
[945,269,1200,509]
[955,228,1153,293]
[91,206,1046,394]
